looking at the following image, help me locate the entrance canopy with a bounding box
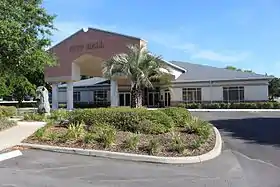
[45,27,145,83]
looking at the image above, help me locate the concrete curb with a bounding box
[0,150,22,162]
[188,109,280,112]
[19,127,222,164]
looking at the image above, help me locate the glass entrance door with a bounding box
[164,91,170,107]
[119,92,131,106]
[148,92,159,107]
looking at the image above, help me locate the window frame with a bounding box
[223,86,244,103]
[182,87,202,103]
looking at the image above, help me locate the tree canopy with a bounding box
[269,77,280,99]
[103,44,172,108]
[0,0,56,103]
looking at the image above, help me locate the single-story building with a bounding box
[45,27,272,109]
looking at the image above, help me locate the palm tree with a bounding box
[102,44,172,108]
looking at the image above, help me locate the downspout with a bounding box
[210,80,212,104]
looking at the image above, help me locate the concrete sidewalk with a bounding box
[0,121,45,151]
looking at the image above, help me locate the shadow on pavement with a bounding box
[210,118,280,147]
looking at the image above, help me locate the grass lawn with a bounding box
[23,107,215,157]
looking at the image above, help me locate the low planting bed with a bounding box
[178,102,280,109]
[0,106,17,131]
[23,107,215,157]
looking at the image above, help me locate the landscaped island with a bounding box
[23,107,215,157]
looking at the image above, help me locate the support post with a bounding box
[110,80,119,107]
[67,81,74,110]
[51,83,58,110]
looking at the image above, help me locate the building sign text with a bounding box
[69,40,104,52]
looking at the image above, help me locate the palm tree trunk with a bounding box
[131,86,142,108]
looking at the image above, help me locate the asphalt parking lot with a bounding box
[0,111,280,187]
[192,111,280,167]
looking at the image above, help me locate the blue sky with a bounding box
[43,0,280,77]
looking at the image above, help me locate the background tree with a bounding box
[225,66,251,72]
[103,44,172,108]
[269,78,280,100]
[0,0,56,104]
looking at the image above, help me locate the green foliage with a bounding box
[170,133,185,154]
[176,103,186,108]
[0,106,17,117]
[33,127,46,140]
[181,102,280,109]
[0,0,56,99]
[46,131,60,141]
[83,132,96,144]
[185,103,201,109]
[186,117,211,139]
[0,118,16,131]
[93,124,116,148]
[50,109,69,121]
[269,78,280,99]
[161,107,191,127]
[66,122,85,140]
[23,113,45,121]
[189,138,204,150]
[123,134,140,150]
[147,138,161,155]
[103,44,172,108]
[69,108,174,134]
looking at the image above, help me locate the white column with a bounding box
[67,81,74,110]
[51,83,58,110]
[110,80,119,107]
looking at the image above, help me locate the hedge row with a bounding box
[0,106,17,117]
[177,102,280,109]
[69,107,176,134]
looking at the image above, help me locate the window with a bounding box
[93,90,108,104]
[182,88,202,103]
[73,92,80,102]
[223,86,244,102]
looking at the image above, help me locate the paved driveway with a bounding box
[0,112,280,187]
[191,111,280,167]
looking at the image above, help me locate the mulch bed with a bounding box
[23,125,216,157]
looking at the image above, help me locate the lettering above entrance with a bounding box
[69,40,104,52]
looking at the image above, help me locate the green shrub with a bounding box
[23,113,45,121]
[170,133,185,154]
[83,132,96,144]
[0,118,16,131]
[123,134,140,150]
[161,107,191,127]
[201,103,220,109]
[185,117,211,139]
[45,131,60,141]
[176,103,186,108]
[33,127,46,139]
[147,138,161,155]
[94,123,116,148]
[185,103,201,109]
[49,109,70,121]
[219,103,230,109]
[69,108,174,134]
[273,102,280,109]
[189,138,204,150]
[0,106,17,117]
[66,122,85,140]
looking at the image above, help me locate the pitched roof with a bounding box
[171,61,272,82]
[58,77,108,88]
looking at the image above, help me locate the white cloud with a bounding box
[142,31,250,63]
[189,48,250,63]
